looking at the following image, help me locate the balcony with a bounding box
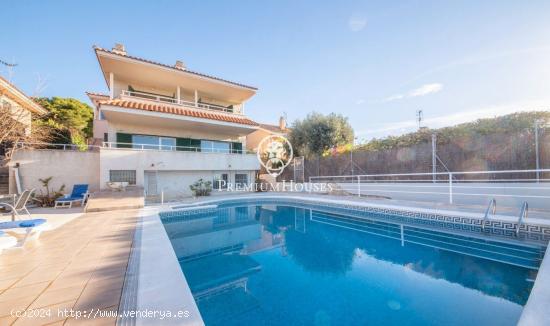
[120,90,236,114]
[102,142,255,154]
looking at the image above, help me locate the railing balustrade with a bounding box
[120,90,234,113]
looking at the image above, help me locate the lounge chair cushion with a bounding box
[0,219,47,230]
[56,197,82,202]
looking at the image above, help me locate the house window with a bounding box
[160,137,176,150]
[201,140,230,153]
[235,173,248,187]
[213,173,229,189]
[132,135,176,150]
[109,170,136,185]
[103,133,108,142]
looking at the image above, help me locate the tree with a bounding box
[0,104,51,159]
[34,97,93,145]
[288,112,354,157]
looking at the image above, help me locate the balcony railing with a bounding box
[102,142,254,154]
[120,90,235,113]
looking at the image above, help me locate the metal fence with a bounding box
[309,169,550,211]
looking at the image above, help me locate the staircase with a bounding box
[0,162,8,195]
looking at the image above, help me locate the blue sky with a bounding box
[2,1,550,141]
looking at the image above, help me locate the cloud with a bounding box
[356,99,366,105]
[356,99,550,139]
[348,14,367,32]
[383,83,443,102]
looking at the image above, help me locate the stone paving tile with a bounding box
[0,209,139,326]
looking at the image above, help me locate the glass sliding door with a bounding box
[132,135,159,150]
[131,135,176,150]
[201,140,231,153]
[160,137,176,150]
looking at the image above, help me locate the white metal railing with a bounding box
[14,142,101,151]
[102,142,252,154]
[309,169,550,205]
[120,90,235,113]
[14,141,253,154]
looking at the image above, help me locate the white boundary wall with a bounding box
[9,150,100,194]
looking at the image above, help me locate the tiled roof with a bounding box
[99,99,259,126]
[259,123,288,133]
[85,91,109,98]
[94,46,258,90]
[0,75,47,114]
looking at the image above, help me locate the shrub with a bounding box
[34,177,65,207]
[189,178,212,196]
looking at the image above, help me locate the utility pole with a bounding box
[350,136,358,175]
[431,133,437,183]
[535,119,543,183]
[416,110,423,130]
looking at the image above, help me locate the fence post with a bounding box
[448,172,453,204]
[357,175,361,198]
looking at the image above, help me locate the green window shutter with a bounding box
[176,138,190,151]
[232,142,243,154]
[190,139,201,152]
[116,133,132,148]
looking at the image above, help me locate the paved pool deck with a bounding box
[0,208,138,325]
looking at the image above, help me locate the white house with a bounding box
[86,44,261,198]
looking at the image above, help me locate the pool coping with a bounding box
[518,246,550,325]
[119,207,204,326]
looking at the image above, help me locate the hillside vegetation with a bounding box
[356,111,550,153]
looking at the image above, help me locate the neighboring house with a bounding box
[87,44,260,197]
[0,76,47,138]
[0,76,47,194]
[246,116,289,151]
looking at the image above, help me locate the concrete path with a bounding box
[0,209,138,325]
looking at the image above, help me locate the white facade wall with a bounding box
[99,148,259,194]
[9,150,100,194]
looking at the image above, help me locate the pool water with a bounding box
[161,204,545,326]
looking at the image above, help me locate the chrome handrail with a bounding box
[516,201,528,236]
[481,198,496,231]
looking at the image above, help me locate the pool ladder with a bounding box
[516,201,528,236]
[481,198,496,231]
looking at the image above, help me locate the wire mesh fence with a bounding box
[281,130,549,182]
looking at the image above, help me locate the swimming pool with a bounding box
[160,201,546,325]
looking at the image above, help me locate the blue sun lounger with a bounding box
[55,184,89,208]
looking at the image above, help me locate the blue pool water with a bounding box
[161,203,546,326]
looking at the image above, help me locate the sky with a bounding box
[2,0,550,142]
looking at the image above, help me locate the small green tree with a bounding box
[34,97,93,146]
[288,112,354,157]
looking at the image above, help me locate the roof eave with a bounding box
[93,46,258,91]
